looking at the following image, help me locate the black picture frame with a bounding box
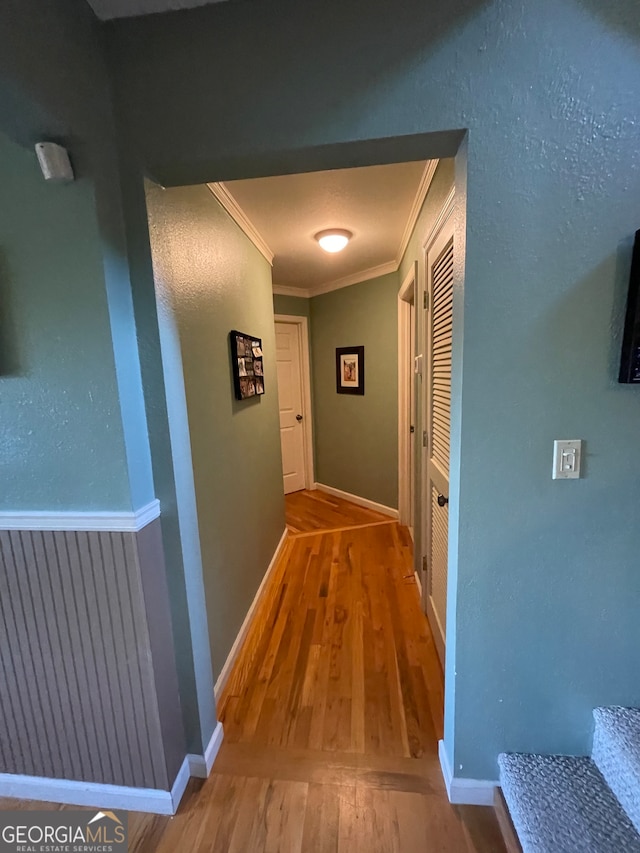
[335,346,365,395]
[230,330,265,400]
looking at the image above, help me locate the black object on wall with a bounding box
[230,330,265,399]
[619,230,640,384]
[335,346,365,395]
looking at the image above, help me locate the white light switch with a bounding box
[552,440,582,480]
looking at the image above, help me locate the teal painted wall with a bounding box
[273,293,310,317]
[0,130,130,510]
[0,0,211,758]
[109,0,640,781]
[0,0,137,512]
[145,182,286,680]
[311,273,399,509]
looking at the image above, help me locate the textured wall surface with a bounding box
[1,0,213,760]
[0,126,129,511]
[0,520,183,789]
[0,0,158,514]
[311,273,400,509]
[146,182,285,681]
[110,0,640,780]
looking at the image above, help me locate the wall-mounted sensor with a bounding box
[35,142,74,183]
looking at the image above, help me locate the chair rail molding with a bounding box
[0,499,161,532]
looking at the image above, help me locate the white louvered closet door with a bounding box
[424,211,454,667]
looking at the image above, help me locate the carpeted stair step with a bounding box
[498,752,640,852]
[592,706,640,835]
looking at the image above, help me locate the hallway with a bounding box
[220,520,442,756]
[149,495,505,851]
[0,497,506,852]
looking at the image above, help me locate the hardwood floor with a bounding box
[220,522,443,753]
[0,504,507,852]
[285,488,392,533]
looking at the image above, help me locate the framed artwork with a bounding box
[335,346,364,395]
[230,330,265,400]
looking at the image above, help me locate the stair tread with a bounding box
[594,707,640,763]
[499,753,640,853]
[593,707,640,835]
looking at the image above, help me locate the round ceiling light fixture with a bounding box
[314,229,353,254]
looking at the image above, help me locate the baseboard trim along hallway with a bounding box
[0,755,190,815]
[214,527,289,702]
[439,739,497,806]
[187,721,225,779]
[314,482,399,519]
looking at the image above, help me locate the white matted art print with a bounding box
[335,346,365,395]
[340,354,358,386]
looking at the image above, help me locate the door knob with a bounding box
[437,494,449,507]
[296,414,303,422]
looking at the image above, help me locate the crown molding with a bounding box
[272,284,312,298]
[206,182,274,266]
[422,186,456,250]
[273,260,401,299]
[272,159,440,300]
[396,159,439,265]
[308,260,399,297]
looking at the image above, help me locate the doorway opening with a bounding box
[398,262,417,542]
[140,134,476,845]
[274,314,314,494]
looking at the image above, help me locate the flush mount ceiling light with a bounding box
[314,229,353,253]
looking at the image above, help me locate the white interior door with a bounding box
[423,211,454,666]
[275,321,306,494]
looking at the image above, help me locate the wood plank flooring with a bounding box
[219,522,443,753]
[0,498,506,852]
[285,488,392,533]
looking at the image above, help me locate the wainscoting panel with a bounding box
[0,526,175,790]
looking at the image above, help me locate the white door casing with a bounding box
[409,300,416,534]
[422,196,454,667]
[398,263,417,534]
[274,317,314,494]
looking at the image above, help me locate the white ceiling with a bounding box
[86,0,226,20]
[224,161,433,296]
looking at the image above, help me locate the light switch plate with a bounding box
[552,439,582,479]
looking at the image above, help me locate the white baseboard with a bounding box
[0,742,217,816]
[414,570,422,597]
[0,500,161,532]
[170,756,191,813]
[214,528,288,702]
[187,721,224,778]
[438,740,496,806]
[314,483,399,519]
[0,756,187,815]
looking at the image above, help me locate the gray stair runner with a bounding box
[498,752,640,852]
[593,706,640,836]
